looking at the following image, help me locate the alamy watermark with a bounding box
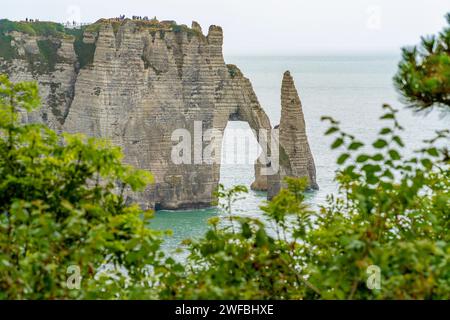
[66,265,81,290]
[170,121,280,175]
[366,265,381,290]
[366,5,382,30]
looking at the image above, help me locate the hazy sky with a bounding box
[2,0,449,55]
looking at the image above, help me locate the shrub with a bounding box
[160,105,449,299]
[0,74,176,299]
[394,13,450,112]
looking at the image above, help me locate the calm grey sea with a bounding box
[152,54,449,253]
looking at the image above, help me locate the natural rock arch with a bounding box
[1,18,317,210]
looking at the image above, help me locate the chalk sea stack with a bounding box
[272,71,318,196]
[0,18,317,209]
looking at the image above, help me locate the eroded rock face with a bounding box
[1,32,79,131]
[0,19,317,209]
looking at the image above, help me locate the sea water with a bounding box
[151,54,449,253]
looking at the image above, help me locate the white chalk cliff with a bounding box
[0,18,318,209]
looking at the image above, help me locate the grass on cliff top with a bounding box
[86,18,204,39]
[0,19,66,61]
[0,20,63,70]
[1,18,204,41]
[0,20,96,69]
[0,19,67,37]
[0,17,203,68]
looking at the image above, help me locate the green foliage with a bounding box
[0,19,96,70]
[160,104,449,300]
[84,23,102,34]
[0,33,17,61]
[171,23,202,41]
[35,39,60,72]
[65,28,96,69]
[313,106,449,299]
[0,20,67,74]
[171,24,184,34]
[159,183,315,299]
[226,64,242,79]
[85,18,203,40]
[2,73,448,299]
[22,39,67,75]
[0,19,36,35]
[1,13,450,299]
[0,19,65,37]
[0,74,178,299]
[394,13,450,112]
[0,18,203,70]
[28,22,65,37]
[144,14,450,298]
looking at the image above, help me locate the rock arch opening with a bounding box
[219,120,261,189]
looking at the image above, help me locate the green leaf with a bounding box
[325,127,339,135]
[366,174,379,184]
[421,158,433,170]
[379,128,392,135]
[380,113,394,120]
[362,164,382,173]
[241,222,252,239]
[393,136,404,147]
[426,148,439,157]
[388,149,401,160]
[331,137,344,149]
[372,153,384,161]
[356,154,370,163]
[348,142,364,150]
[382,169,394,179]
[373,139,388,149]
[337,153,350,164]
[255,228,268,247]
[321,116,338,125]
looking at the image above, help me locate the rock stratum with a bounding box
[0,18,318,209]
